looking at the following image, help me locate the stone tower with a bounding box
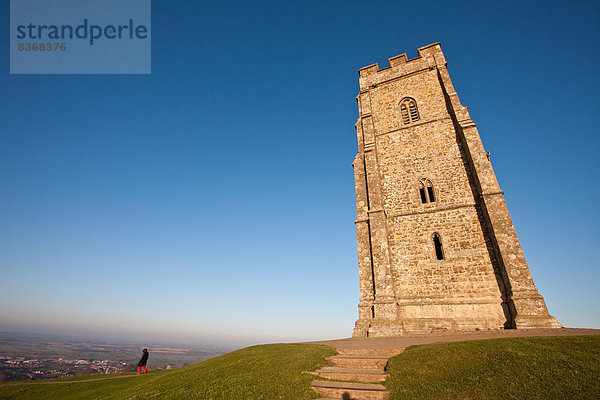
[352,43,561,337]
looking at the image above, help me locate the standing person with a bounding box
[137,348,149,374]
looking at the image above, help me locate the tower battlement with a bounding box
[358,43,446,90]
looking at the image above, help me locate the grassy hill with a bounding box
[1,335,598,400]
[386,335,600,400]
[0,343,336,400]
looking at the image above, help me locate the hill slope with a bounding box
[0,343,336,400]
[386,335,600,400]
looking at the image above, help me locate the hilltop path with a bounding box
[309,327,599,350]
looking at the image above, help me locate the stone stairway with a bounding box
[309,348,403,400]
[306,328,600,399]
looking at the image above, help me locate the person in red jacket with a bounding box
[137,348,149,374]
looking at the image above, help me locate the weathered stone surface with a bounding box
[352,43,561,337]
[311,380,389,400]
[315,366,387,383]
[327,355,389,370]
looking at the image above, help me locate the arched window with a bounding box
[419,179,436,204]
[400,97,419,124]
[433,233,444,260]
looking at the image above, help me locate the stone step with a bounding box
[337,348,403,357]
[311,380,389,400]
[327,355,389,369]
[315,366,387,383]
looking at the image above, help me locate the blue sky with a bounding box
[1,0,599,347]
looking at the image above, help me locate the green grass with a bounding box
[385,335,600,400]
[0,343,336,400]
[3,335,598,400]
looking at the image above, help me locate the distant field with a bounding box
[0,332,228,365]
[386,335,600,400]
[0,331,229,381]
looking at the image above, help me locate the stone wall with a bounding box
[352,43,561,337]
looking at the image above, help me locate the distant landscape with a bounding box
[0,331,232,382]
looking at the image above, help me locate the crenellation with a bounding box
[358,42,446,91]
[352,43,560,337]
[387,53,408,67]
[358,63,379,78]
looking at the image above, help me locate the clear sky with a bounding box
[1,1,599,347]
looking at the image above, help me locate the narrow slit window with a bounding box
[419,187,427,204]
[400,97,419,124]
[427,186,435,202]
[433,233,444,260]
[419,179,436,204]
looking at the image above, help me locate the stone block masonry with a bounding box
[352,43,561,337]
